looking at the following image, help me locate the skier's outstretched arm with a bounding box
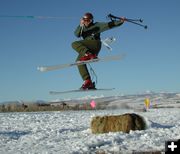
[97,19,125,33]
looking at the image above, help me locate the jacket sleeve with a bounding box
[74,25,83,38]
[97,20,124,33]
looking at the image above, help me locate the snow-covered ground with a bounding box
[0,93,180,154]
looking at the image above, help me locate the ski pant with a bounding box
[71,39,101,81]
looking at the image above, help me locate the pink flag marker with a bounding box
[90,100,96,109]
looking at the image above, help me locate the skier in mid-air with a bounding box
[72,12,125,90]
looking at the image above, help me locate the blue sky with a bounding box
[0,0,180,102]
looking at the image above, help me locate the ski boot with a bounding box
[80,79,96,90]
[80,52,97,61]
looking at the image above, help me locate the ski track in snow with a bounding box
[0,108,180,154]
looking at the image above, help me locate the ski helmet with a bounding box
[83,12,93,21]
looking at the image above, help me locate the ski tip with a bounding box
[37,66,47,72]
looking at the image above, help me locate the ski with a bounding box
[49,88,115,95]
[37,54,125,72]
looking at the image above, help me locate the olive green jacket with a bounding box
[74,20,123,40]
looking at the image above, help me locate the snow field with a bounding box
[0,107,180,154]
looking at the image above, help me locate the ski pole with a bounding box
[126,19,148,29]
[125,18,143,23]
[107,14,147,29]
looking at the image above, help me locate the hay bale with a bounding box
[91,113,146,134]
